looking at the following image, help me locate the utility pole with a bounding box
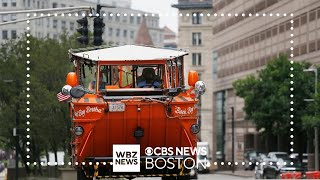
[231,107,235,173]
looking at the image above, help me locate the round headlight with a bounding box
[195,81,206,96]
[74,126,84,136]
[61,85,72,95]
[191,124,200,134]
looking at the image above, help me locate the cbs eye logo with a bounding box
[113,144,140,172]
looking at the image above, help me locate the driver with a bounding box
[137,68,161,88]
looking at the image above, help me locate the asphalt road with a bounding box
[0,172,255,180]
[135,173,254,180]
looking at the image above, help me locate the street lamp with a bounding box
[303,65,319,171]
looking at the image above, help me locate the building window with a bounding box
[11,14,17,21]
[2,15,8,22]
[123,30,127,38]
[61,21,66,30]
[192,53,202,66]
[137,16,141,24]
[52,2,57,8]
[53,34,58,39]
[198,73,202,81]
[108,28,113,36]
[116,28,120,37]
[192,12,202,24]
[108,12,113,21]
[192,32,202,45]
[115,14,120,22]
[2,0,7,7]
[2,30,8,39]
[130,16,134,24]
[212,52,218,77]
[70,22,74,31]
[12,0,17,6]
[122,16,127,23]
[53,20,57,28]
[216,91,226,162]
[37,0,39,8]
[130,31,134,39]
[61,4,65,7]
[47,19,50,27]
[27,0,30,7]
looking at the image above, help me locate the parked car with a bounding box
[254,153,267,179]
[263,158,305,179]
[244,150,263,170]
[267,152,289,161]
[290,153,308,167]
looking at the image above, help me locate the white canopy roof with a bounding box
[72,45,188,61]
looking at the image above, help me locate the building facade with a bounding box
[212,0,320,163]
[0,0,163,47]
[175,0,320,163]
[172,0,214,159]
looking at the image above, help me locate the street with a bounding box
[0,172,254,180]
[135,173,254,180]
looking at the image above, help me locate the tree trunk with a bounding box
[51,140,58,177]
[45,145,49,164]
[277,134,281,151]
[37,154,43,176]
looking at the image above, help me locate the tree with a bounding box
[233,55,313,152]
[0,33,82,176]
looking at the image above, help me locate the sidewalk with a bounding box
[214,170,254,178]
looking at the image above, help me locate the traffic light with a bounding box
[76,17,89,45]
[93,17,105,46]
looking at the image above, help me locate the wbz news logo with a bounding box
[113,144,140,172]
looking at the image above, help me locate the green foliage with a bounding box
[0,33,82,173]
[233,55,313,135]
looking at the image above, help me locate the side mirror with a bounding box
[70,85,86,98]
[188,70,199,87]
[195,81,206,97]
[66,72,78,87]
